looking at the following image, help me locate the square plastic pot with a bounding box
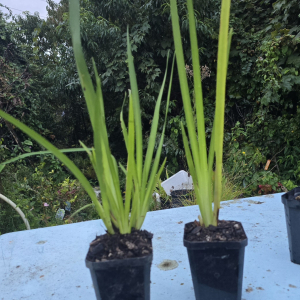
[86,253,153,300]
[281,187,300,264]
[184,222,248,300]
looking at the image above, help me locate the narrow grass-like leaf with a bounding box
[69,0,114,232]
[138,157,167,229]
[213,0,231,224]
[187,0,207,167]
[79,141,96,169]
[171,0,231,226]
[170,0,200,167]
[127,28,143,184]
[120,96,129,150]
[94,96,122,232]
[129,186,139,229]
[207,121,215,206]
[227,28,233,66]
[141,127,167,220]
[180,122,196,183]
[124,92,136,232]
[69,0,96,130]
[92,57,126,232]
[0,109,111,232]
[180,122,211,223]
[186,0,212,222]
[0,147,92,173]
[141,52,170,200]
[68,203,94,221]
[99,142,123,231]
[207,28,232,207]
[166,54,176,119]
[171,0,213,225]
[119,163,127,176]
[140,55,175,220]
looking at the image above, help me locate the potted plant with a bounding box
[0,0,174,298]
[281,188,300,264]
[170,0,248,299]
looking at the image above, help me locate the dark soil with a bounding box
[86,229,153,262]
[184,220,247,242]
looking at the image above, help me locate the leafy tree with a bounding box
[223,0,300,186]
[2,0,300,191]
[14,0,220,172]
[0,8,49,159]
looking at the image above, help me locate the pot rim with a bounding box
[183,221,248,250]
[282,187,300,208]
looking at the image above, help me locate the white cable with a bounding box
[0,193,31,230]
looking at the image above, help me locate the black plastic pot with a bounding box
[86,253,153,300]
[184,222,248,300]
[281,187,300,264]
[171,189,193,207]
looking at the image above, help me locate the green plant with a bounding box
[38,154,67,183]
[282,179,297,191]
[170,0,231,226]
[0,162,99,234]
[223,122,267,194]
[57,177,80,205]
[176,172,243,208]
[0,0,173,235]
[220,172,244,201]
[149,178,172,211]
[174,190,195,207]
[256,171,281,195]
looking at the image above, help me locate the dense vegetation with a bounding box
[0,0,300,234]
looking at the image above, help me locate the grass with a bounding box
[175,172,244,208]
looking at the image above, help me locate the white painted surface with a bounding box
[1,193,299,299]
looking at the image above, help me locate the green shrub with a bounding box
[0,163,98,234]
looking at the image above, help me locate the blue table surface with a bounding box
[1,193,299,300]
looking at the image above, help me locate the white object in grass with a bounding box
[161,170,193,196]
[93,187,101,198]
[152,192,161,203]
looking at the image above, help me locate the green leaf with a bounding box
[0,147,92,173]
[171,0,214,225]
[170,0,231,227]
[127,28,143,184]
[287,54,300,66]
[141,52,170,197]
[282,45,288,55]
[0,109,107,228]
[23,140,33,146]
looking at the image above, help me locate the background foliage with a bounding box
[1,0,300,234]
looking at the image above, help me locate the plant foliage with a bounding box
[0,0,174,234]
[170,0,232,226]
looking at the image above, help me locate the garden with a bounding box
[0,0,300,299]
[1,0,299,235]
